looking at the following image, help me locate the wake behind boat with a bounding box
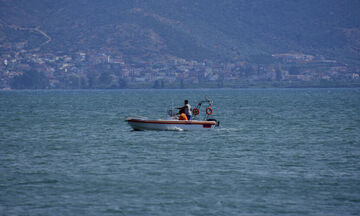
[126,97,220,131]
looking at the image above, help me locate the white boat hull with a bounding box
[126,118,217,131]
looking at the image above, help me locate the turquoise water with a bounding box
[1,89,359,215]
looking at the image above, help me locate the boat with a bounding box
[126,118,218,131]
[126,97,220,131]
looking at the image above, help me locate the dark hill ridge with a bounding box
[1,0,359,61]
[1,0,360,89]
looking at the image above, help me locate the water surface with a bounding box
[1,89,359,215]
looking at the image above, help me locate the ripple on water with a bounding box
[0,89,359,215]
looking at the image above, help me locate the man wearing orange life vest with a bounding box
[177,100,192,120]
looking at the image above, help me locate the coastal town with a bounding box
[1,47,359,89]
[1,0,360,90]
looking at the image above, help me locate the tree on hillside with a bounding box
[289,66,300,75]
[10,70,49,89]
[99,72,112,88]
[248,55,276,65]
[118,78,127,88]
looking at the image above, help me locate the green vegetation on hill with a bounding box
[0,0,360,89]
[1,0,359,62]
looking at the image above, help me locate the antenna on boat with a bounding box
[167,100,175,118]
[204,96,213,105]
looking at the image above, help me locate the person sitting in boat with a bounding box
[177,100,192,120]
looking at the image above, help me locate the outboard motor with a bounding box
[207,119,220,127]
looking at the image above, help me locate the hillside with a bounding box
[0,0,360,89]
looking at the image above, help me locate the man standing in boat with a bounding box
[177,100,192,120]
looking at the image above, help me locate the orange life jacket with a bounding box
[179,113,188,120]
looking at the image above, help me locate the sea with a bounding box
[0,88,359,216]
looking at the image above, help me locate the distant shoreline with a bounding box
[2,80,360,90]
